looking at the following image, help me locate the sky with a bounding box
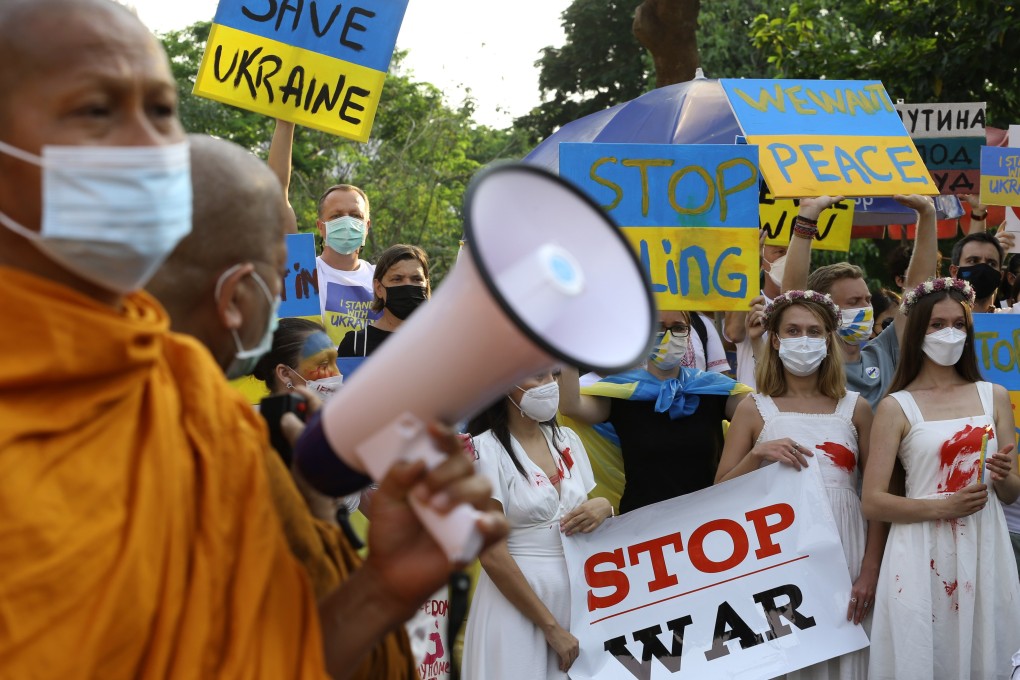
[128,0,571,129]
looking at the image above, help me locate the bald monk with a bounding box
[0,1,505,678]
[147,134,417,679]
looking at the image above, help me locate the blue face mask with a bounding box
[215,265,281,380]
[325,215,367,255]
[0,139,192,293]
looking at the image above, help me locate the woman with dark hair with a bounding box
[870,288,901,340]
[252,317,344,401]
[461,371,611,678]
[337,243,431,358]
[862,277,1020,679]
[716,290,879,679]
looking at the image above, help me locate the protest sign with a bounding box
[720,79,937,198]
[1005,126,1020,252]
[760,191,853,252]
[559,143,760,311]
[973,313,1020,441]
[232,232,325,404]
[563,462,868,680]
[194,0,410,142]
[980,147,1020,208]
[896,102,986,195]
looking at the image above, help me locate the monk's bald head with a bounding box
[148,134,287,321]
[0,0,157,124]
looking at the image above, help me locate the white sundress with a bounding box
[752,391,868,680]
[869,382,1020,679]
[461,426,596,680]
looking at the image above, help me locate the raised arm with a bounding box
[558,365,611,425]
[862,397,988,524]
[268,119,295,203]
[894,195,937,339]
[962,194,987,234]
[781,196,843,293]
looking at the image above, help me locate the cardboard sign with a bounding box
[720,79,937,198]
[760,192,854,251]
[563,462,869,679]
[281,233,321,318]
[973,313,1020,441]
[559,143,760,311]
[980,147,1020,207]
[193,0,410,142]
[896,102,986,195]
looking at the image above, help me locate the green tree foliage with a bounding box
[750,1,1020,127]
[160,22,532,280]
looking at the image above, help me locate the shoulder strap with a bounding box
[751,393,780,420]
[976,381,995,419]
[890,390,924,425]
[690,313,709,360]
[835,391,860,420]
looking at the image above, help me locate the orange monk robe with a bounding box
[0,267,327,678]
[261,450,418,679]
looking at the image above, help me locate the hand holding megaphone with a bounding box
[295,163,656,562]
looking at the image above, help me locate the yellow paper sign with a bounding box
[622,226,760,311]
[760,194,854,251]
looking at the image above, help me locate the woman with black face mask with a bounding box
[337,244,431,358]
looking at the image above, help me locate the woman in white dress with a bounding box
[461,370,613,679]
[716,290,881,680]
[863,277,1020,679]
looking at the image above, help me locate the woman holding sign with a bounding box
[862,277,1020,680]
[462,370,612,679]
[715,290,880,680]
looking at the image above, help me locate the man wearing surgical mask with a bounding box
[949,232,1005,314]
[316,183,380,346]
[780,194,939,409]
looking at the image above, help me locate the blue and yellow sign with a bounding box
[194,0,410,142]
[973,313,1020,441]
[559,143,760,311]
[720,79,937,198]
[980,147,1020,208]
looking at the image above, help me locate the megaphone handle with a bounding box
[355,413,485,563]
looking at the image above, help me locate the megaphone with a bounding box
[296,162,656,561]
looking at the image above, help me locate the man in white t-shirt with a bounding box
[315,184,381,346]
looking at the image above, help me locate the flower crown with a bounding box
[900,277,975,316]
[763,290,841,326]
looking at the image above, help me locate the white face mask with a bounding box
[0,139,192,294]
[763,251,787,288]
[778,336,828,376]
[216,264,280,380]
[511,381,560,422]
[648,330,689,371]
[922,327,967,366]
[298,373,344,402]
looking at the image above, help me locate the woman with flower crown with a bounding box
[862,277,1020,679]
[461,371,612,679]
[716,290,881,680]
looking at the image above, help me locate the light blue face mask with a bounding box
[215,265,281,380]
[0,139,192,294]
[325,215,367,255]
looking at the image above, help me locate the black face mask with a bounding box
[957,263,1001,300]
[383,284,428,320]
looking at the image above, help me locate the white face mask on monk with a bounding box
[0,139,192,294]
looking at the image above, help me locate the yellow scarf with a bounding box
[0,267,326,678]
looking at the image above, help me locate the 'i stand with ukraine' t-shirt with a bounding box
[316,257,380,347]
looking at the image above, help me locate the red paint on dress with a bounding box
[817,441,857,472]
[944,580,958,597]
[937,425,984,493]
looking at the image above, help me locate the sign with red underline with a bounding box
[562,462,868,679]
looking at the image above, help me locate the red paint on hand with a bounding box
[817,441,856,473]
